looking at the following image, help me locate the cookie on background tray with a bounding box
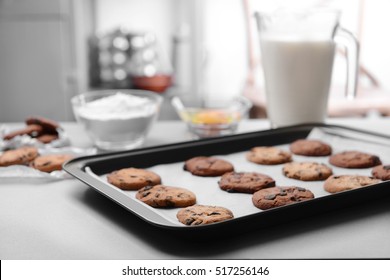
[324,175,382,193]
[252,186,315,210]
[107,168,161,190]
[136,185,196,208]
[30,154,73,173]
[372,165,390,181]
[0,146,39,167]
[329,151,381,168]
[218,171,275,193]
[290,139,332,156]
[183,156,234,177]
[177,205,234,226]
[246,146,292,165]
[282,162,333,181]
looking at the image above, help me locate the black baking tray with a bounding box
[63,123,390,238]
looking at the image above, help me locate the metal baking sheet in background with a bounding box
[63,123,390,238]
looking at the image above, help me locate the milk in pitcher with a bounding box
[260,37,335,127]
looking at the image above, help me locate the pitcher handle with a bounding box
[335,27,360,100]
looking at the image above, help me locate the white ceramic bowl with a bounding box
[171,95,252,138]
[71,90,162,150]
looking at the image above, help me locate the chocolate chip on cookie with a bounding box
[290,139,332,156]
[177,205,234,226]
[136,185,196,208]
[218,171,275,193]
[329,151,382,168]
[252,186,314,210]
[30,154,73,173]
[0,146,39,167]
[324,175,382,193]
[107,168,162,190]
[372,165,390,181]
[246,146,292,165]
[184,156,234,177]
[283,162,333,181]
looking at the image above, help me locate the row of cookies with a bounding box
[106,167,234,226]
[0,145,73,173]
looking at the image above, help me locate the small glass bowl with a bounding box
[71,89,162,151]
[171,95,252,138]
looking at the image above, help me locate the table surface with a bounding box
[1,118,390,259]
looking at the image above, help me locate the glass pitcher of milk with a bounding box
[255,9,358,127]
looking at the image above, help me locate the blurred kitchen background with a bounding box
[1,0,390,122]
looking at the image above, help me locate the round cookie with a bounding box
[107,168,161,190]
[177,205,234,226]
[246,146,292,165]
[218,171,275,193]
[329,151,381,168]
[136,185,196,208]
[30,154,73,173]
[252,186,315,210]
[25,116,60,134]
[372,164,390,181]
[183,156,234,177]
[3,124,43,140]
[324,175,382,193]
[290,139,332,156]
[0,146,39,167]
[282,162,333,181]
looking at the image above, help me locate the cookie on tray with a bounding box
[246,146,292,165]
[324,175,382,193]
[30,154,73,173]
[107,168,161,190]
[183,156,234,177]
[218,171,275,193]
[372,165,390,181]
[282,162,333,181]
[252,186,315,210]
[177,205,234,226]
[290,139,332,156]
[329,151,381,168]
[136,185,196,208]
[0,146,39,167]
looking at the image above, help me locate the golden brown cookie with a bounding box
[372,164,390,181]
[30,154,73,173]
[246,146,292,165]
[0,146,39,167]
[329,151,381,169]
[3,124,43,140]
[136,185,196,208]
[282,162,333,181]
[25,116,60,134]
[107,168,161,190]
[183,156,234,177]
[252,186,314,210]
[290,139,332,156]
[218,171,275,193]
[324,175,382,193]
[177,205,234,226]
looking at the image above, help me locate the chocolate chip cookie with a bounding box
[252,186,315,210]
[107,168,161,190]
[30,154,73,173]
[218,171,275,193]
[372,165,390,181]
[176,205,234,226]
[136,185,196,208]
[246,146,292,165]
[282,162,333,181]
[25,116,60,134]
[0,146,39,167]
[3,124,43,140]
[329,151,381,168]
[324,175,382,193]
[184,156,234,177]
[290,139,332,156]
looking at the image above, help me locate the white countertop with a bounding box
[1,118,390,259]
